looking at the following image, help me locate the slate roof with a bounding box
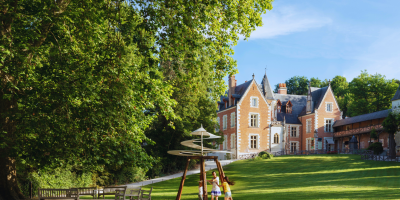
[392,85,400,101]
[332,109,391,127]
[260,74,275,100]
[218,81,252,111]
[298,86,329,116]
[275,94,307,124]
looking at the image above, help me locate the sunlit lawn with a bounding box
[81,154,400,199]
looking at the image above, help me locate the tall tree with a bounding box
[285,76,309,95]
[347,71,398,117]
[329,76,350,118]
[382,111,400,159]
[0,0,273,199]
[310,77,322,88]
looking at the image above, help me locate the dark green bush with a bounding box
[367,142,384,155]
[258,151,273,159]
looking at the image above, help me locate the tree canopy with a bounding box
[0,0,273,199]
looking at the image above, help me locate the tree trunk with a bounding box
[389,133,396,159]
[0,153,25,200]
[0,76,25,200]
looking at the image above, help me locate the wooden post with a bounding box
[201,158,208,200]
[176,158,190,200]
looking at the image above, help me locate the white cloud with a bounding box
[247,6,332,39]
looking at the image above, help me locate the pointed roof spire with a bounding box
[261,70,275,100]
[252,73,255,80]
[329,79,331,86]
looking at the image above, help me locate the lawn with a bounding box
[82,154,400,199]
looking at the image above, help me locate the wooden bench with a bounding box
[139,187,152,200]
[38,188,79,200]
[124,188,141,200]
[70,187,96,198]
[98,186,127,199]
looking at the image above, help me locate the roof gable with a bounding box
[392,85,400,101]
[316,85,341,112]
[237,79,271,107]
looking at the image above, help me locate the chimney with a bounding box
[278,83,287,95]
[228,75,236,106]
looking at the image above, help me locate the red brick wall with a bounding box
[299,114,315,150]
[237,81,270,154]
[315,87,342,150]
[217,107,236,151]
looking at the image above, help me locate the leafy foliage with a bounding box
[367,142,384,155]
[347,70,398,117]
[258,151,273,159]
[1,0,273,198]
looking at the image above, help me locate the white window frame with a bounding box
[274,133,279,144]
[250,96,259,108]
[291,126,298,137]
[306,119,312,133]
[223,115,227,130]
[326,102,333,112]
[216,117,220,132]
[290,141,299,152]
[249,113,260,128]
[324,118,334,133]
[249,134,259,149]
[230,112,235,127]
[231,134,235,149]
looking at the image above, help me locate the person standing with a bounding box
[198,181,203,200]
[208,171,221,200]
[219,176,235,200]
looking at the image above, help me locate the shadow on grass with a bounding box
[139,154,400,200]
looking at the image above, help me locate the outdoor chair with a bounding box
[98,186,127,199]
[125,188,141,200]
[139,187,153,200]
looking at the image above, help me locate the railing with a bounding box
[333,124,383,137]
[271,121,282,126]
[271,149,373,156]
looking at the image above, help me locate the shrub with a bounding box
[258,151,273,159]
[367,142,384,155]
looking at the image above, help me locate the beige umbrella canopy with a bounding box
[167,125,231,156]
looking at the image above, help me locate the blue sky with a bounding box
[229,0,400,87]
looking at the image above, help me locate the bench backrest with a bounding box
[103,186,127,193]
[71,187,97,195]
[140,187,153,200]
[38,188,78,198]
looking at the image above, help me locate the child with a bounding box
[219,176,235,200]
[198,180,203,200]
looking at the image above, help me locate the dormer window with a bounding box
[277,100,282,113]
[286,100,293,114]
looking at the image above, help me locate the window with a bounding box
[291,127,297,137]
[250,135,258,149]
[223,135,227,150]
[223,115,227,130]
[325,119,333,132]
[231,134,235,149]
[216,117,220,132]
[326,103,333,112]
[230,112,235,127]
[306,119,312,133]
[250,114,258,127]
[286,106,292,114]
[250,97,258,107]
[274,133,279,144]
[291,142,297,152]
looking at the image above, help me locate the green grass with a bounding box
[146,154,400,200]
[80,154,400,199]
